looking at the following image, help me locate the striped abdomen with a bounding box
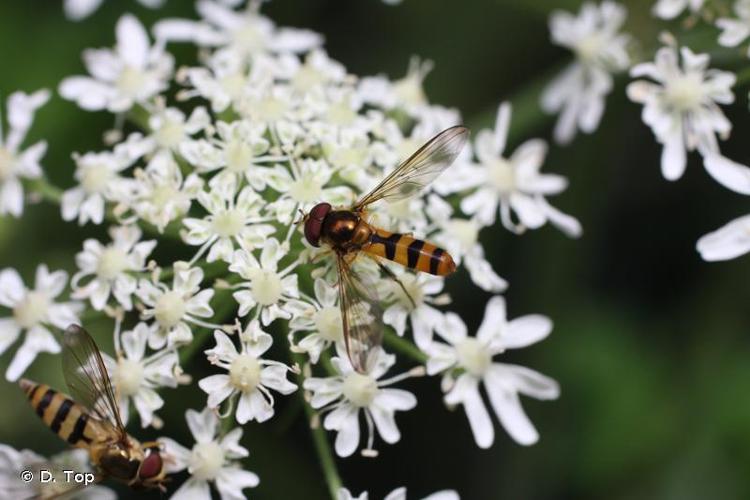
[364,228,456,275]
[20,379,106,449]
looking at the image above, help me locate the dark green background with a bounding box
[1,0,749,498]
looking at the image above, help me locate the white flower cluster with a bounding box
[0,1,576,499]
[542,1,750,263]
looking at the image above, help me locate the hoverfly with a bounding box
[302,125,469,373]
[19,325,168,495]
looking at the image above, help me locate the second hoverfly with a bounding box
[302,125,469,374]
[19,325,169,497]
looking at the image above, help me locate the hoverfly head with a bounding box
[303,202,332,247]
[135,446,170,490]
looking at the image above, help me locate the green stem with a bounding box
[383,329,428,364]
[292,352,342,500]
[26,177,63,204]
[736,66,750,86]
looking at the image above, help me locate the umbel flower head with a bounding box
[0,89,50,217]
[542,1,631,144]
[304,346,419,457]
[0,2,577,498]
[425,297,559,447]
[627,45,736,181]
[160,406,259,500]
[0,265,81,381]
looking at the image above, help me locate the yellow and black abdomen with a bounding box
[20,379,104,449]
[364,228,456,276]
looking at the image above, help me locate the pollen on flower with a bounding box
[13,291,50,329]
[288,175,323,203]
[342,372,379,407]
[663,73,706,111]
[212,209,245,238]
[574,33,606,64]
[488,158,516,194]
[250,270,283,306]
[96,247,130,279]
[155,119,186,149]
[189,441,226,481]
[314,306,343,341]
[229,354,262,392]
[80,164,114,193]
[456,338,492,377]
[149,184,180,209]
[225,139,256,173]
[114,358,144,396]
[154,290,187,327]
[116,66,148,97]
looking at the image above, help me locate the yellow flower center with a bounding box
[114,358,144,397]
[80,164,114,194]
[456,338,492,377]
[288,175,323,203]
[664,73,705,112]
[212,209,245,238]
[117,65,147,97]
[225,139,254,173]
[189,441,225,481]
[154,290,186,328]
[251,270,283,306]
[155,119,185,149]
[488,158,516,194]
[314,306,343,342]
[13,291,50,329]
[96,247,130,280]
[342,372,378,407]
[229,354,261,393]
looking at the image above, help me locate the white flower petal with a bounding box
[696,214,750,261]
[703,154,750,195]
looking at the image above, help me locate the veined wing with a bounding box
[61,325,125,436]
[335,253,384,374]
[353,125,469,210]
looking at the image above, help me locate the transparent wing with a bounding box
[61,325,125,435]
[336,254,384,374]
[353,125,469,210]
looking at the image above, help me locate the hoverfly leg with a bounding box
[376,261,417,309]
[293,208,307,226]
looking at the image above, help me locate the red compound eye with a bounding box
[139,450,163,479]
[304,202,331,247]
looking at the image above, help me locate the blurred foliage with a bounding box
[0,0,749,499]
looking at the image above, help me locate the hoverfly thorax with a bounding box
[322,210,372,248]
[98,445,141,482]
